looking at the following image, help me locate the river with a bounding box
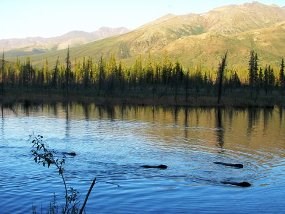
[0,103,284,213]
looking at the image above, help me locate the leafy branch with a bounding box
[30,134,96,213]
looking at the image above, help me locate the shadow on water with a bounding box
[173,107,179,125]
[62,101,70,139]
[119,105,124,120]
[184,108,189,139]
[279,106,283,126]
[247,107,261,136]
[47,102,58,117]
[2,101,283,172]
[263,107,273,134]
[245,107,275,137]
[215,107,224,150]
[97,104,116,120]
[82,103,90,120]
[1,104,3,119]
[1,104,3,140]
[22,99,44,116]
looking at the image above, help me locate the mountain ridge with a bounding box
[0,27,129,52]
[5,2,285,72]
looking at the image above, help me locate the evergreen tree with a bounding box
[52,57,60,88]
[83,57,92,88]
[173,62,183,102]
[37,67,45,87]
[264,65,269,94]
[1,51,4,94]
[279,58,284,87]
[65,47,71,91]
[184,69,190,102]
[106,54,118,92]
[43,58,49,85]
[248,50,258,86]
[117,61,124,91]
[21,57,35,87]
[193,70,203,93]
[131,56,143,88]
[145,53,154,85]
[254,53,259,85]
[217,52,228,104]
[154,64,161,85]
[229,71,241,88]
[98,56,105,93]
[10,57,21,86]
[258,67,264,88]
[87,57,94,86]
[268,66,275,88]
[73,57,80,85]
[161,53,172,85]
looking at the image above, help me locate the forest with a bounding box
[0,49,284,107]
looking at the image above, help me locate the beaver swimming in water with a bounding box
[214,162,243,168]
[141,164,168,169]
[221,181,251,187]
[62,151,76,156]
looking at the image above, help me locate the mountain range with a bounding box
[1,27,129,54]
[4,2,285,72]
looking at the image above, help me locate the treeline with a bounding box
[0,49,284,98]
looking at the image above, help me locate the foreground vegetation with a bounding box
[0,49,284,107]
[31,134,96,214]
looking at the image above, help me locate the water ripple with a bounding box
[1,105,285,213]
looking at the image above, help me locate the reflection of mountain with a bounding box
[6,2,285,70]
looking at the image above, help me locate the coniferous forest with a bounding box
[0,49,284,107]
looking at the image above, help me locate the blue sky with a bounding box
[1,0,284,39]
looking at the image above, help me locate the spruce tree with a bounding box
[98,56,105,93]
[264,65,269,94]
[248,50,258,86]
[52,57,60,88]
[65,46,71,92]
[268,66,275,88]
[217,52,228,105]
[258,67,263,88]
[1,51,4,95]
[279,58,284,87]
[254,53,259,85]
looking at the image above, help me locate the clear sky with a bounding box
[0,0,284,39]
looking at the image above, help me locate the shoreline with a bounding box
[0,89,284,108]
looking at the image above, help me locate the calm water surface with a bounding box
[0,103,285,213]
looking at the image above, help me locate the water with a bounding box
[0,103,285,213]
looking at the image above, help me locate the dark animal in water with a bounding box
[141,164,168,169]
[214,162,243,168]
[221,181,251,187]
[62,152,76,156]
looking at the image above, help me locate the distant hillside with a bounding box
[6,2,285,74]
[1,27,129,55]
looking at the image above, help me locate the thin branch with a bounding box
[79,178,96,214]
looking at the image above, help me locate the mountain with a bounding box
[0,27,129,53]
[6,2,285,72]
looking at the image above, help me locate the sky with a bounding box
[0,0,284,39]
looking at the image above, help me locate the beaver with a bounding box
[62,151,76,156]
[221,181,251,187]
[214,162,243,168]
[141,164,168,169]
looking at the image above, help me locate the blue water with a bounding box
[0,104,285,213]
